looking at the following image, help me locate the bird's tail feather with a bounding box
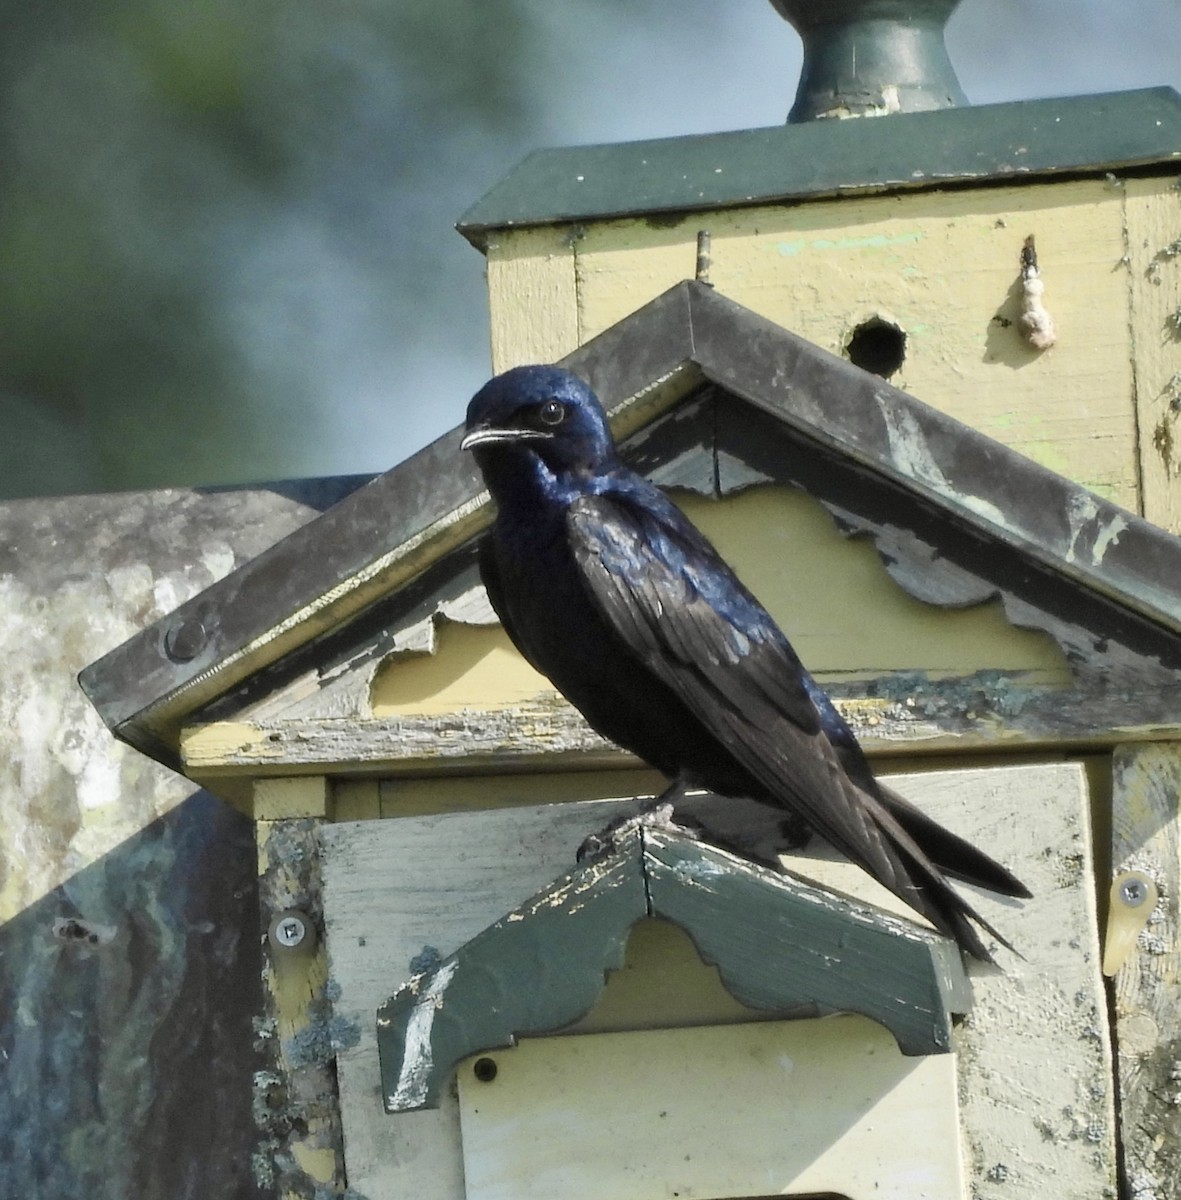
[875,783,1031,899]
[864,793,1021,965]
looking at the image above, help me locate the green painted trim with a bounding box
[377,824,970,1112]
[458,88,1181,246]
[377,838,645,1112]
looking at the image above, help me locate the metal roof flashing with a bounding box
[458,88,1181,247]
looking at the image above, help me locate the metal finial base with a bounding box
[771,0,967,123]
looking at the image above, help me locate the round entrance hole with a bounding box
[845,317,907,379]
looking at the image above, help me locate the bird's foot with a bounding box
[778,812,813,851]
[576,801,697,863]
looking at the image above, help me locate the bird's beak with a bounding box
[460,426,553,451]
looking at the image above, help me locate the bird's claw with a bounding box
[576,801,695,863]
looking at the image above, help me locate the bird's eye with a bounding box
[538,399,565,426]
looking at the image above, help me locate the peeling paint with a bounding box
[1154,414,1177,477]
[875,394,1008,529]
[391,959,459,1110]
[1064,492,1129,566]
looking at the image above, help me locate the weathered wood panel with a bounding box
[1110,743,1181,1200]
[485,224,580,374]
[1127,177,1181,534]
[794,764,1115,1199]
[182,674,1181,784]
[321,799,635,1200]
[321,762,1111,1199]
[256,814,347,1200]
[0,790,265,1200]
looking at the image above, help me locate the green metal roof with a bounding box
[459,87,1181,246]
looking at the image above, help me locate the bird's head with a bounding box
[461,366,618,489]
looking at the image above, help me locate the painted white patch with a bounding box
[877,395,1008,528]
[957,492,1010,529]
[1065,492,1099,564]
[878,397,953,493]
[1092,515,1128,564]
[391,958,459,1110]
[1064,493,1126,566]
[74,747,125,813]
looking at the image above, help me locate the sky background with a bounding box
[3,0,1181,496]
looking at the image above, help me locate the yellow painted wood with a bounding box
[485,224,580,373]
[254,775,330,820]
[1109,743,1181,1190]
[257,815,345,1196]
[455,1015,964,1200]
[182,720,280,774]
[1126,177,1181,533]
[563,917,758,1033]
[370,623,551,716]
[333,778,381,821]
[366,486,1068,723]
[488,180,1140,505]
[681,487,1070,684]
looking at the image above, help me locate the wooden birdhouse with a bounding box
[81,3,1181,1197]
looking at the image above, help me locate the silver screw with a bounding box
[271,912,309,949]
[1120,877,1150,908]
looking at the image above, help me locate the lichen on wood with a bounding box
[1110,743,1181,1200]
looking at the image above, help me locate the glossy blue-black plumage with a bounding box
[463,365,1028,961]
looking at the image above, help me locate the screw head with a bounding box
[164,614,207,662]
[268,909,316,953]
[1120,877,1151,908]
[275,916,306,947]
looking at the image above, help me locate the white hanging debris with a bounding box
[1019,234,1057,350]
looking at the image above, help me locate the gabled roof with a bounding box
[377,822,970,1112]
[79,281,1181,772]
[459,89,1181,246]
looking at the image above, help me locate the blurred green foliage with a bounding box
[0,0,658,498]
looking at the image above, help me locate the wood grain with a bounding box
[1110,743,1181,1200]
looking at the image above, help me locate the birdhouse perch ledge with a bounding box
[377,820,972,1113]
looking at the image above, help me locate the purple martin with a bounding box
[462,365,1028,961]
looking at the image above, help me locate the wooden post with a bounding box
[1110,744,1181,1198]
[253,778,348,1198]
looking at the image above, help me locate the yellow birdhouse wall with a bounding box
[486,176,1181,532]
[367,486,1070,730]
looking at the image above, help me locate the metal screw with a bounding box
[473,1057,498,1083]
[268,910,315,952]
[1120,876,1151,908]
[164,614,207,662]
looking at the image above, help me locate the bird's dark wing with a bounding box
[567,488,1006,958]
[478,533,529,659]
